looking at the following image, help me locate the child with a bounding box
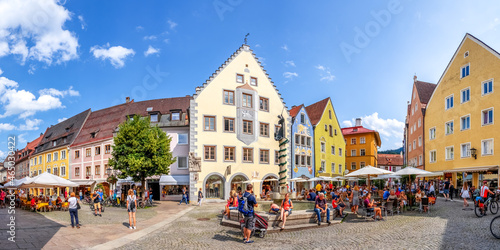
[269,203,280,214]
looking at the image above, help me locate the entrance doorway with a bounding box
[149,182,160,200]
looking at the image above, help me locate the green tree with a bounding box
[109,115,176,198]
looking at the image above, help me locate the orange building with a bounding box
[342,118,381,172]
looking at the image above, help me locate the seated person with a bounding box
[386,190,398,202]
[31,197,36,211]
[399,191,408,208]
[223,191,238,219]
[314,193,331,226]
[383,188,390,200]
[56,197,62,208]
[332,191,345,217]
[279,193,293,230]
[307,190,317,201]
[261,189,266,200]
[364,193,383,220]
[269,203,280,214]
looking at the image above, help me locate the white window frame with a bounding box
[321,142,326,153]
[481,107,494,126]
[320,160,326,172]
[481,138,494,156]
[445,94,454,110]
[482,79,494,96]
[178,133,189,145]
[445,120,454,135]
[331,146,335,155]
[445,146,454,161]
[351,162,356,170]
[460,63,470,79]
[418,118,421,128]
[413,140,416,150]
[460,114,471,131]
[360,137,366,144]
[351,149,356,156]
[418,155,423,165]
[429,127,436,140]
[461,142,471,158]
[331,163,335,173]
[418,136,422,147]
[461,87,470,104]
[429,150,436,163]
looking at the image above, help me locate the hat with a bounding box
[484,180,488,184]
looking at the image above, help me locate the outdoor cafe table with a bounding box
[37,203,49,212]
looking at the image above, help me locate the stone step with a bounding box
[221,216,342,233]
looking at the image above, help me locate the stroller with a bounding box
[239,213,268,238]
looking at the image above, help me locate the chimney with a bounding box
[355,118,362,127]
[291,105,297,109]
[413,74,417,83]
[126,97,130,103]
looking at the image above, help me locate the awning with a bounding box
[71,180,96,186]
[443,166,498,173]
[159,175,189,186]
[416,171,444,178]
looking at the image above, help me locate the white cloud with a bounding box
[90,43,135,68]
[283,72,298,79]
[284,60,296,67]
[0,0,79,65]
[58,117,67,123]
[144,46,160,57]
[0,123,15,131]
[143,35,157,41]
[281,44,289,51]
[0,150,6,159]
[255,44,261,48]
[342,120,353,127]
[78,15,86,29]
[18,119,42,131]
[39,86,79,97]
[167,20,177,30]
[163,38,170,44]
[315,65,335,82]
[343,112,404,141]
[136,26,144,31]
[17,133,27,145]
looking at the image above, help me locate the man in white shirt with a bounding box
[429,181,435,196]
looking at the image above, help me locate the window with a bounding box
[47,168,51,174]
[86,148,91,157]
[414,103,418,112]
[418,155,423,165]
[34,158,37,165]
[306,137,311,147]
[63,137,67,143]
[75,167,80,176]
[47,154,52,162]
[53,152,58,161]
[351,162,356,170]
[259,150,269,164]
[418,118,421,128]
[331,146,335,155]
[236,74,244,83]
[224,147,235,162]
[224,118,235,133]
[204,146,216,161]
[95,146,101,155]
[260,123,269,137]
[204,116,216,131]
[429,127,436,140]
[243,148,253,163]
[259,97,269,111]
[445,121,454,135]
[150,114,158,122]
[60,166,66,176]
[338,164,342,174]
[95,165,100,175]
[38,169,42,175]
[351,138,356,145]
[360,162,365,168]
[320,161,326,172]
[329,110,332,119]
[306,156,311,166]
[295,155,300,166]
[351,149,356,156]
[242,93,252,108]
[250,77,258,86]
[482,108,494,126]
[418,136,422,147]
[482,139,494,156]
[483,79,493,95]
[461,88,470,103]
[334,129,337,136]
[274,125,281,137]
[461,143,471,158]
[360,137,365,144]
[331,163,335,173]
[178,157,188,169]
[52,141,56,147]
[413,140,416,150]
[339,148,342,156]
[86,166,91,176]
[300,155,306,166]
[39,156,42,163]
[301,136,306,146]
[223,90,235,105]
[329,125,333,136]
[461,64,469,78]
[295,134,300,145]
[53,167,58,176]
[61,150,66,160]
[243,120,253,134]
[75,151,80,159]
[300,114,305,124]
[408,146,412,152]
[275,151,279,164]
[171,113,180,121]
[360,149,366,156]
[445,146,454,160]
[429,150,436,163]
[105,145,111,153]
[460,115,470,131]
[321,142,325,153]
[445,95,454,110]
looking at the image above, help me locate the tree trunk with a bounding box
[141,177,146,200]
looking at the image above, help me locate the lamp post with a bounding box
[470,147,477,159]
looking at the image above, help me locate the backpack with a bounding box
[238,192,254,217]
[129,196,136,210]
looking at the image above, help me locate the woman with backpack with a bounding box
[127,189,137,230]
[279,193,293,230]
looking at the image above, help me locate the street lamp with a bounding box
[470,147,477,159]
[106,167,113,176]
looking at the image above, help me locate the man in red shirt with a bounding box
[478,181,494,215]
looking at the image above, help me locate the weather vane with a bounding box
[244,33,250,45]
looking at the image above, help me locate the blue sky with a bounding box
[2,0,500,156]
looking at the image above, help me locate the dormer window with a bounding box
[150,114,159,122]
[52,141,57,147]
[90,129,100,138]
[63,137,67,143]
[171,112,180,121]
[353,128,358,132]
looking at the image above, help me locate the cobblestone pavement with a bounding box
[0,201,187,249]
[119,198,500,250]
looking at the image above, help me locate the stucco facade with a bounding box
[289,105,315,185]
[342,120,381,172]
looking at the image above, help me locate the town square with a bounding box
[1,1,500,249]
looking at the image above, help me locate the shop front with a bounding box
[159,175,189,201]
[443,166,499,190]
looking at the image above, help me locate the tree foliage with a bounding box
[109,115,176,197]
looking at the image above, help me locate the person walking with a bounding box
[0,189,6,209]
[197,188,203,206]
[79,189,83,201]
[127,189,137,229]
[351,185,360,214]
[461,182,470,208]
[92,191,102,217]
[68,192,80,229]
[242,184,257,244]
[443,178,450,201]
[179,187,188,205]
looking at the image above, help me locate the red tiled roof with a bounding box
[16,134,43,163]
[289,105,304,118]
[415,80,436,104]
[341,126,381,147]
[305,98,330,125]
[378,154,404,166]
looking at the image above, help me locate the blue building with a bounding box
[289,105,315,192]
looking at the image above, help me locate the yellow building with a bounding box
[425,33,500,187]
[342,118,381,172]
[30,109,90,194]
[189,44,290,201]
[305,98,346,177]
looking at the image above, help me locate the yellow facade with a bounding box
[30,147,70,179]
[343,132,380,171]
[425,34,500,186]
[312,99,346,177]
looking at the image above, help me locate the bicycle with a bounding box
[138,198,153,209]
[491,215,500,239]
[103,197,119,207]
[81,195,92,205]
[475,194,499,217]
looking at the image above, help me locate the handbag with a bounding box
[77,200,81,210]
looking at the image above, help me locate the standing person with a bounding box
[197,188,203,206]
[242,184,258,244]
[314,193,331,226]
[279,193,293,230]
[149,188,153,203]
[443,178,450,201]
[127,189,137,229]
[79,189,83,201]
[351,185,360,214]
[92,191,102,217]
[179,187,188,205]
[68,192,80,229]
[450,183,455,201]
[429,181,435,197]
[460,182,470,208]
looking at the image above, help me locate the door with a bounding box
[149,182,160,200]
